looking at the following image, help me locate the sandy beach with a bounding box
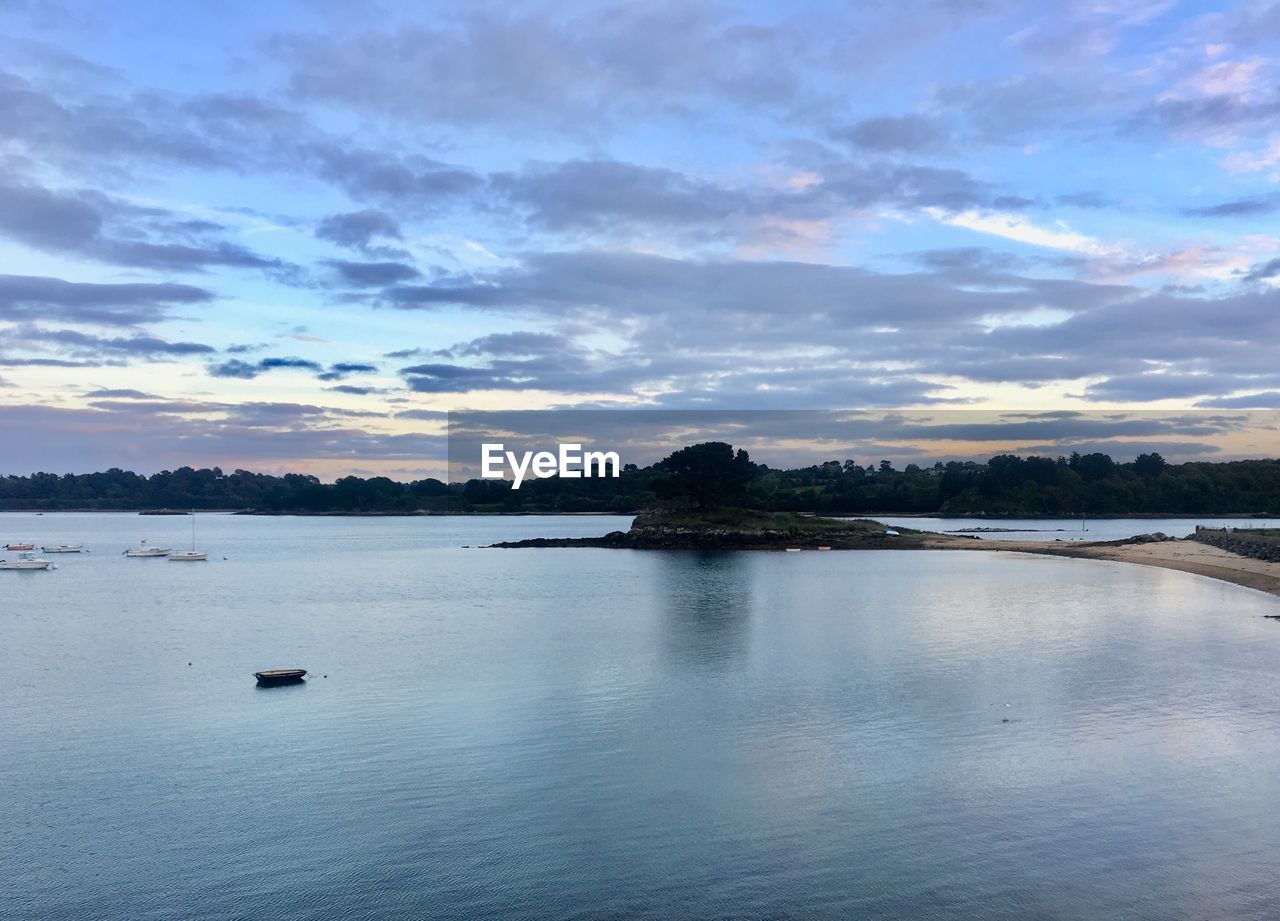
[928,537,1280,598]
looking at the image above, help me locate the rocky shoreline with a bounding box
[489,527,944,551]
[488,514,1280,600]
[489,511,956,551]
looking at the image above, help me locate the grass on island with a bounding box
[631,507,922,535]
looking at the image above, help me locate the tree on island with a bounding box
[1133,452,1167,477]
[656,441,755,509]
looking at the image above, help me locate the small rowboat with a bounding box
[254,668,307,685]
[4,542,34,551]
[42,545,84,553]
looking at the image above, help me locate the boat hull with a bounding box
[0,560,53,570]
[169,552,208,561]
[254,668,307,685]
[42,546,83,553]
[125,549,170,557]
[4,544,34,551]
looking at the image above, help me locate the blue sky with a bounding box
[1,0,1278,476]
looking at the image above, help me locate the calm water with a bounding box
[3,513,1280,920]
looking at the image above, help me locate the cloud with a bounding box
[0,68,231,172]
[0,70,481,214]
[835,114,949,152]
[1083,373,1258,402]
[929,208,1110,254]
[1244,257,1280,283]
[315,209,403,251]
[260,357,324,372]
[83,388,160,398]
[330,362,378,374]
[5,0,1280,457]
[375,249,1280,404]
[12,326,216,358]
[324,259,420,286]
[316,361,379,381]
[442,331,572,358]
[0,402,445,476]
[270,4,806,133]
[301,142,482,211]
[0,274,212,326]
[381,249,1127,332]
[493,159,755,232]
[445,409,1257,469]
[1196,392,1280,408]
[0,180,286,272]
[1182,192,1280,217]
[1130,87,1280,141]
[492,156,1023,244]
[1221,136,1280,175]
[208,356,323,379]
[395,409,448,421]
[1055,191,1113,209]
[401,362,529,393]
[955,287,1280,400]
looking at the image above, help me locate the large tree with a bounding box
[656,442,754,509]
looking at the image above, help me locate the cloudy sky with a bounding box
[1,0,1279,477]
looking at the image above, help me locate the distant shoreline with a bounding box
[1,509,1274,520]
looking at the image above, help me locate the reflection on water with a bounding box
[660,552,752,667]
[2,513,1279,921]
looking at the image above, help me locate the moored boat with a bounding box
[4,542,34,551]
[168,513,207,561]
[0,551,54,571]
[42,545,84,553]
[125,539,170,558]
[254,668,307,685]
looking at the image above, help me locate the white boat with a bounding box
[1,551,54,571]
[169,514,207,561]
[42,545,84,553]
[125,539,170,558]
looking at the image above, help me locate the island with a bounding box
[490,508,1280,599]
[488,507,941,550]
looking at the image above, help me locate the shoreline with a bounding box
[490,527,1280,599]
[2,509,1276,520]
[925,538,1280,598]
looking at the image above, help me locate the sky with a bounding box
[1,0,1279,478]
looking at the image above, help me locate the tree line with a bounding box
[2,445,1278,516]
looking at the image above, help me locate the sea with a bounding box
[3,512,1280,920]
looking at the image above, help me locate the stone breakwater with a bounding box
[1191,528,1280,563]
